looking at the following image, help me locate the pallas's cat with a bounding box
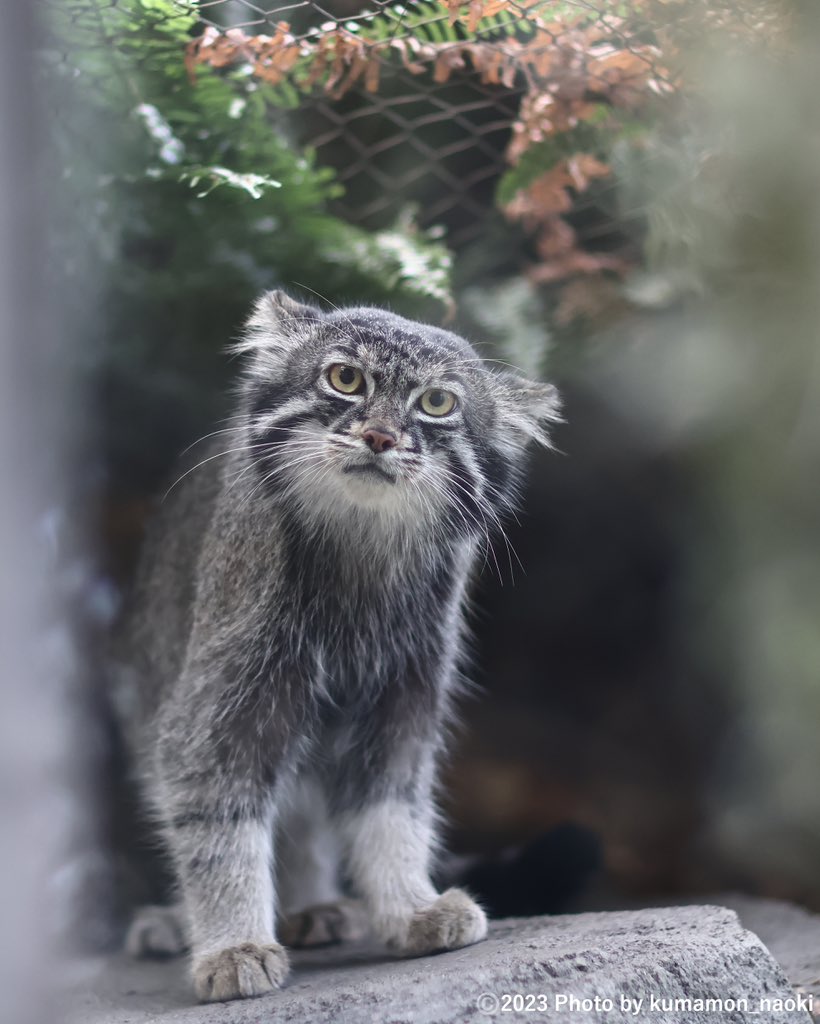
[116,292,560,1002]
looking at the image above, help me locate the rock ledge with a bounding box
[67,904,812,1023]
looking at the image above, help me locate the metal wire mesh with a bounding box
[52,1,781,252]
[183,0,677,248]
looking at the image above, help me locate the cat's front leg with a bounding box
[335,749,487,956]
[163,800,289,1001]
[155,723,289,1002]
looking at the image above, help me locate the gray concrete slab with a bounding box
[65,904,813,1023]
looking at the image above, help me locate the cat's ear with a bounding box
[233,289,324,357]
[251,289,323,328]
[497,373,562,446]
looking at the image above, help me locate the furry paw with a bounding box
[279,898,369,948]
[125,905,188,958]
[193,942,289,1002]
[399,889,487,957]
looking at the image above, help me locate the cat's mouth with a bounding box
[341,461,397,485]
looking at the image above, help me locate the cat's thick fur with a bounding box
[115,292,560,1002]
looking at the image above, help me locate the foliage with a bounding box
[187,0,676,157]
[55,0,786,348]
[46,0,452,311]
[179,0,660,309]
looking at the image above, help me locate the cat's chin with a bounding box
[336,471,404,509]
[289,464,414,517]
[329,457,409,510]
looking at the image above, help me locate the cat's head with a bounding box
[235,290,561,539]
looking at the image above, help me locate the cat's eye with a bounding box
[327,364,364,395]
[419,388,457,417]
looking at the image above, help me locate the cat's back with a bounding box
[112,438,227,737]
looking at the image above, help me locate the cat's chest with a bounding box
[298,583,440,665]
[275,561,460,686]
[264,525,474,689]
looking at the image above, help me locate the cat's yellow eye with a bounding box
[327,364,365,395]
[419,388,457,417]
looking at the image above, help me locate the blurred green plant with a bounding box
[46,0,452,308]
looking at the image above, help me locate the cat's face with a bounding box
[238,291,560,538]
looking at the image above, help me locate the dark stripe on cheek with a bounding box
[474,440,514,505]
[259,410,315,449]
[419,419,461,432]
[250,380,291,423]
[256,411,316,495]
[445,448,483,536]
[319,391,364,417]
[461,406,514,506]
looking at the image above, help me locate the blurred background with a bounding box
[15,0,820,960]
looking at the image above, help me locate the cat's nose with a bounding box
[362,425,398,454]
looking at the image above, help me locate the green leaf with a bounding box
[177,165,283,199]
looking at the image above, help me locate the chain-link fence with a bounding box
[187,0,676,248]
[53,0,782,264]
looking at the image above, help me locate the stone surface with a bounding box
[722,894,820,1020]
[66,904,812,1024]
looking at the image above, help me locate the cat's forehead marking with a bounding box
[323,310,476,380]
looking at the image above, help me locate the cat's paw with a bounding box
[399,889,487,957]
[279,898,369,948]
[193,942,289,1002]
[125,905,188,958]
